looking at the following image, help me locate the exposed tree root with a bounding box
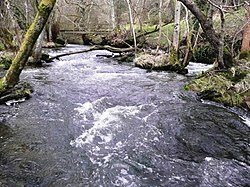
[0,82,33,105]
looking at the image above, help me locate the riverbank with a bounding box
[1,47,250,112]
[185,59,250,110]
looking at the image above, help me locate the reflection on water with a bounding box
[0,45,249,187]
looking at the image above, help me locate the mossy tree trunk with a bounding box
[0,0,56,93]
[156,0,163,53]
[169,1,182,67]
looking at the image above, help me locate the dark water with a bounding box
[0,45,249,187]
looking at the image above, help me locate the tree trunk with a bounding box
[241,4,250,52]
[32,29,45,64]
[169,1,182,66]
[182,2,192,67]
[178,0,227,69]
[173,1,181,51]
[0,0,56,92]
[126,0,137,53]
[218,6,225,68]
[156,0,163,52]
[109,0,116,29]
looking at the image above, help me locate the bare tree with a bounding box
[125,0,137,52]
[173,1,181,51]
[156,0,163,52]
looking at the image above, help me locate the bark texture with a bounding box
[241,4,250,52]
[173,1,181,51]
[0,0,56,92]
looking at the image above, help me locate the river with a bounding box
[0,45,249,187]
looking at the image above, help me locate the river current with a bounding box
[0,45,249,187]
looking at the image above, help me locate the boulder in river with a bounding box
[134,53,187,74]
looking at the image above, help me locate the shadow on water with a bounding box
[0,45,249,187]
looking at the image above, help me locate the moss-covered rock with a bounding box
[0,81,33,104]
[56,38,67,46]
[134,53,186,73]
[185,62,250,110]
[134,53,168,69]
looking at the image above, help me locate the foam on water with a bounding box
[70,97,162,185]
[240,116,250,127]
[186,62,213,76]
[71,98,140,147]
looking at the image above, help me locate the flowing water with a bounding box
[0,45,249,187]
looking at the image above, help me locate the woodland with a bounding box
[0,0,250,110]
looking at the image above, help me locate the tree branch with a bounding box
[48,45,135,61]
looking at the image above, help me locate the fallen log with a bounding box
[48,45,135,61]
[96,54,121,58]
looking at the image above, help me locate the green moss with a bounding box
[0,78,7,94]
[194,0,208,14]
[0,81,33,103]
[239,50,250,61]
[146,21,186,48]
[185,66,250,109]
[38,0,56,16]
[214,91,243,106]
[186,73,231,92]
[0,42,5,51]
[0,56,12,70]
[223,48,234,68]
[224,68,248,83]
[0,28,14,49]
[192,44,215,64]
[169,48,179,65]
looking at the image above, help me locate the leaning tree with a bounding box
[178,0,235,69]
[0,0,57,94]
